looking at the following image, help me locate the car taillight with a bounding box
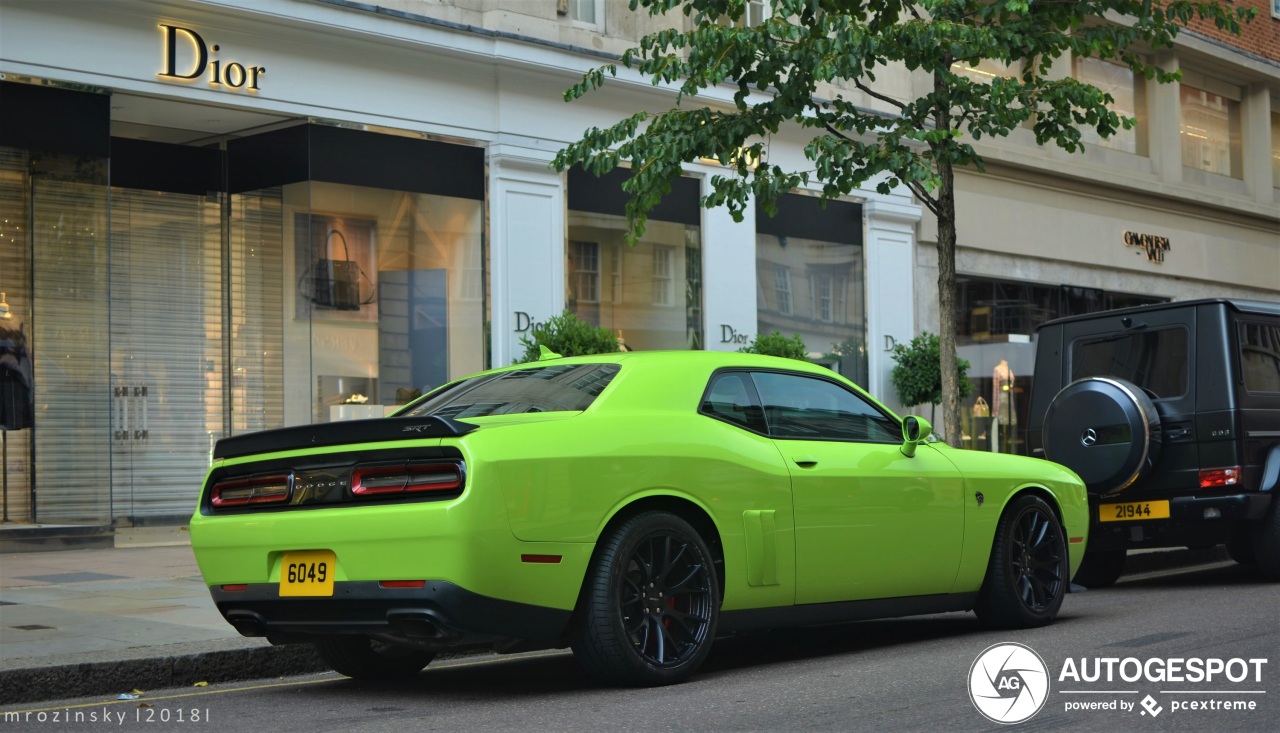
[211,474,292,507]
[352,462,464,496]
[1198,467,1241,489]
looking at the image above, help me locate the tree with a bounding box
[552,0,1250,445]
[890,332,974,425]
[738,330,809,359]
[515,311,620,363]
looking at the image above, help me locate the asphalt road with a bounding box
[4,561,1277,732]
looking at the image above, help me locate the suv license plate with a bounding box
[1099,500,1170,523]
[280,550,336,597]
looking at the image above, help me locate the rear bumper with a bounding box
[1087,492,1272,551]
[211,580,571,645]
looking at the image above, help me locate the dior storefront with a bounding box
[0,0,921,544]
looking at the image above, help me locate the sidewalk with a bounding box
[0,532,325,706]
[0,533,1232,706]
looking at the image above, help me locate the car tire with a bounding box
[315,635,434,680]
[571,511,720,686]
[1251,499,1280,582]
[975,495,1068,628]
[1043,377,1163,497]
[1071,549,1126,588]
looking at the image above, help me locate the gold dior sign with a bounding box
[157,24,265,92]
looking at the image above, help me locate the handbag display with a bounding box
[972,396,990,418]
[313,230,365,311]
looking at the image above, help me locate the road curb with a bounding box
[0,644,328,706]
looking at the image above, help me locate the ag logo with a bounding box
[968,642,1050,725]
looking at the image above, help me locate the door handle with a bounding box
[791,455,818,468]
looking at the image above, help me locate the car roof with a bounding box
[1036,298,1280,331]
[492,349,836,374]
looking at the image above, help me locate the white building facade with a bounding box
[0,0,919,537]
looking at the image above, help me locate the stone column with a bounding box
[488,145,565,368]
[864,198,923,412]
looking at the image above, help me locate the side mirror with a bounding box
[900,415,933,458]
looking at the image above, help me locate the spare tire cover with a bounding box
[1043,377,1162,496]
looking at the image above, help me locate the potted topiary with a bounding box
[737,331,809,361]
[889,332,973,429]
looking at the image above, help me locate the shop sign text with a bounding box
[1123,231,1170,264]
[720,325,751,345]
[158,25,265,92]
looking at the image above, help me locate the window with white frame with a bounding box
[570,241,600,303]
[1274,0,1280,20]
[773,266,792,315]
[812,273,835,323]
[1073,56,1148,156]
[569,0,603,26]
[1179,81,1243,178]
[652,245,674,306]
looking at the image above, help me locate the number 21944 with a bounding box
[1099,500,1170,523]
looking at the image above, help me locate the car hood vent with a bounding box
[213,415,478,460]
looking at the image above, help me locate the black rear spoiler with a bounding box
[213,415,478,460]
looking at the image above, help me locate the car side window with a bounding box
[700,372,767,433]
[750,371,900,443]
[1239,320,1280,394]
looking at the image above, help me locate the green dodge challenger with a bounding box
[190,351,1088,686]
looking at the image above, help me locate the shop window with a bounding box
[756,194,866,387]
[567,167,702,350]
[1073,56,1148,156]
[1180,82,1243,178]
[955,275,1167,455]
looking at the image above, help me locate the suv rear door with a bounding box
[1059,306,1200,495]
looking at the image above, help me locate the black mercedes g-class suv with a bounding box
[1027,299,1280,586]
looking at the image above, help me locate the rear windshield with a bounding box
[1071,327,1188,399]
[401,363,620,419]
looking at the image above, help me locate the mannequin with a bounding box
[0,291,33,523]
[0,292,33,431]
[992,359,1015,426]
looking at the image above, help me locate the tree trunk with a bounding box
[934,70,961,448]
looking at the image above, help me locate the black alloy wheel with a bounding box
[572,511,719,686]
[1010,504,1066,613]
[975,495,1068,628]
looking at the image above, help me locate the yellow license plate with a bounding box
[279,550,336,597]
[1099,500,1170,523]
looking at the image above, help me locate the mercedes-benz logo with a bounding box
[1080,428,1098,447]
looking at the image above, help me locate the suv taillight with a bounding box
[1198,467,1241,489]
[211,474,292,507]
[352,462,464,496]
